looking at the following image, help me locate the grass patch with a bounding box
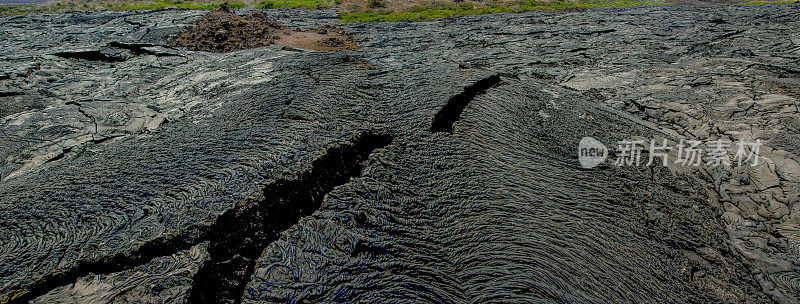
[0,4,36,16]
[1,0,675,19]
[108,1,244,11]
[341,0,672,22]
[1,1,244,16]
[256,0,330,9]
[739,0,796,4]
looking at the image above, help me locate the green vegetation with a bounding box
[368,0,385,8]
[739,0,796,4]
[256,0,331,9]
[1,1,243,16]
[341,0,673,23]
[0,4,35,15]
[108,1,244,11]
[1,0,677,20]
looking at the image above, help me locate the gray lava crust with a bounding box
[1,3,799,304]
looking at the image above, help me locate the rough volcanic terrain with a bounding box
[0,3,799,304]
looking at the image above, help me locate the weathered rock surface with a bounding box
[345,5,800,303]
[31,243,208,304]
[0,4,798,304]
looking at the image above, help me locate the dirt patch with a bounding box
[275,25,358,52]
[170,5,357,53]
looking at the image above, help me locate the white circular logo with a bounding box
[578,137,608,169]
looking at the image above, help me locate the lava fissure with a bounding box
[108,41,177,57]
[6,225,207,304]
[52,50,127,62]
[5,132,392,304]
[430,74,502,133]
[187,131,393,304]
[0,92,23,97]
[108,41,154,55]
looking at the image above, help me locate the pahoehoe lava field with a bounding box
[1,3,799,304]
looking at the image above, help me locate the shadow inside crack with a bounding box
[431,74,502,133]
[4,131,393,304]
[187,131,393,304]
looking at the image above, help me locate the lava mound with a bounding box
[170,5,286,53]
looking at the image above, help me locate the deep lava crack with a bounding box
[52,50,126,62]
[0,92,23,98]
[187,131,393,304]
[5,225,207,304]
[430,74,502,133]
[4,131,392,304]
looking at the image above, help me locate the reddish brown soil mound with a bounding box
[170,5,357,53]
[170,5,285,53]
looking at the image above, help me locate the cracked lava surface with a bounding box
[1,4,799,304]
